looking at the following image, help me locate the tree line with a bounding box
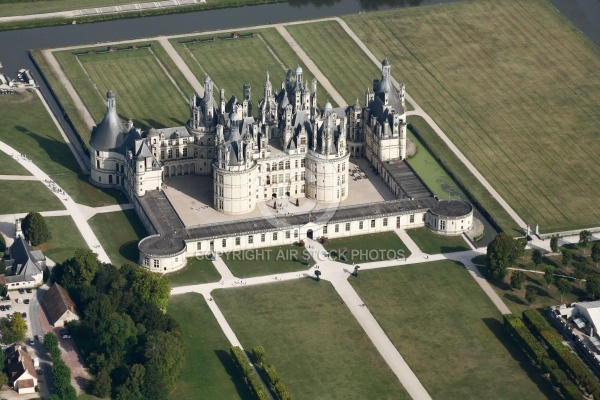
[51,249,182,400]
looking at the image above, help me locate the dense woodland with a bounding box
[52,249,183,400]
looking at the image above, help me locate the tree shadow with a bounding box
[481,318,562,400]
[504,292,527,306]
[213,349,254,399]
[440,245,470,253]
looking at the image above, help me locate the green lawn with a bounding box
[168,258,222,287]
[350,261,557,400]
[170,29,333,112]
[344,0,600,232]
[168,293,251,400]
[408,116,521,234]
[406,128,466,201]
[406,227,470,254]
[0,152,30,175]
[222,244,313,278]
[0,90,126,207]
[213,279,409,400]
[0,181,64,214]
[324,232,411,263]
[87,210,147,267]
[285,21,387,106]
[34,216,88,264]
[54,42,190,135]
[31,49,92,147]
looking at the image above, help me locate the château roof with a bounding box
[90,91,128,151]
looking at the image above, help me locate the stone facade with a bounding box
[88,59,475,273]
[89,59,407,214]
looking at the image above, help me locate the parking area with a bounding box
[0,287,52,399]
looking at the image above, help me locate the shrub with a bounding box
[230,346,268,399]
[251,346,266,365]
[523,310,600,395]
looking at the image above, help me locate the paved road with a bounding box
[41,50,96,131]
[0,141,111,263]
[157,37,205,97]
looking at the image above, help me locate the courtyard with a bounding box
[163,158,396,227]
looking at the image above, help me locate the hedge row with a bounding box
[523,310,600,396]
[503,314,581,400]
[252,346,291,400]
[230,346,269,400]
[44,332,78,400]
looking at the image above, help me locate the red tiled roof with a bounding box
[18,378,34,388]
[40,283,79,326]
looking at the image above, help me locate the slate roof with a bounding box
[40,283,79,326]
[90,91,128,151]
[4,236,44,277]
[185,197,437,241]
[6,347,37,384]
[430,200,473,217]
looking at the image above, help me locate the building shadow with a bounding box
[15,125,81,174]
[481,317,562,400]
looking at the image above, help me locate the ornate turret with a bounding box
[90,91,126,151]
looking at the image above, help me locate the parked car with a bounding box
[37,369,43,375]
[6,305,11,311]
[34,335,39,341]
[25,288,32,294]
[0,306,5,312]
[60,329,69,335]
[18,289,24,294]
[23,299,29,305]
[28,339,34,346]
[61,334,71,339]
[21,312,26,318]
[7,314,11,319]
[16,298,22,304]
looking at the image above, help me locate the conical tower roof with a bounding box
[90,91,126,151]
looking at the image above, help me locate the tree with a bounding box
[0,371,8,388]
[510,270,525,290]
[10,312,27,342]
[525,286,537,305]
[544,265,555,289]
[53,248,100,287]
[21,212,51,246]
[579,230,592,248]
[142,331,185,400]
[561,249,573,267]
[486,233,518,281]
[44,332,58,348]
[557,278,571,302]
[130,269,171,311]
[514,238,528,260]
[550,235,559,253]
[91,367,112,398]
[532,249,543,270]
[115,364,145,400]
[587,274,600,300]
[592,242,600,268]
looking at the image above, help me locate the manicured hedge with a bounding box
[523,310,600,396]
[251,346,292,400]
[230,346,269,400]
[503,314,581,400]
